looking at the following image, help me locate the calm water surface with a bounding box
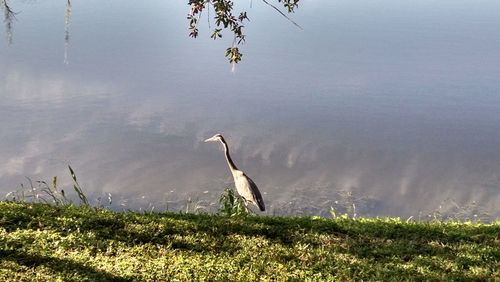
[1,0,499,219]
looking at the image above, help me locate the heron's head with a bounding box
[204,133,224,143]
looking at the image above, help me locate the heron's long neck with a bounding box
[221,140,238,173]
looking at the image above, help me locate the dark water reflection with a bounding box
[1,0,499,220]
[1,0,15,44]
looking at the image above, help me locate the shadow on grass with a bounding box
[334,237,485,281]
[2,202,498,246]
[1,202,498,280]
[0,249,131,281]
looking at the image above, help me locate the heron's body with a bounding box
[205,134,265,211]
[232,170,265,211]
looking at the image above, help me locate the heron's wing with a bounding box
[244,174,265,211]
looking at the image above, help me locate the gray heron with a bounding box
[204,134,265,211]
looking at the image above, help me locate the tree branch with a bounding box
[261,0,302,30]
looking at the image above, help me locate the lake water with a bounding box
[1,0,499,220]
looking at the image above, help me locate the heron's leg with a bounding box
[239,196,248,206]
[240,196,252,213]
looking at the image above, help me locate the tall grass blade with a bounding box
[68,165,89,206]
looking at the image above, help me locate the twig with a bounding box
[261,0,302,30]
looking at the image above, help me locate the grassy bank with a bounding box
[0,202,498,281]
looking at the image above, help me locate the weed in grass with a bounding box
[5,166,88,207]
[218,187,250,217]
[68,165,89,206]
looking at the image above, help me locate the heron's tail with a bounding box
[256,197,265,212]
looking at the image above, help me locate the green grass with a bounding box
[0,202,498,281]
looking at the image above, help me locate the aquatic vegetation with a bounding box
[5,166,89,207]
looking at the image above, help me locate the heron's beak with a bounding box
[204,137,216,142]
